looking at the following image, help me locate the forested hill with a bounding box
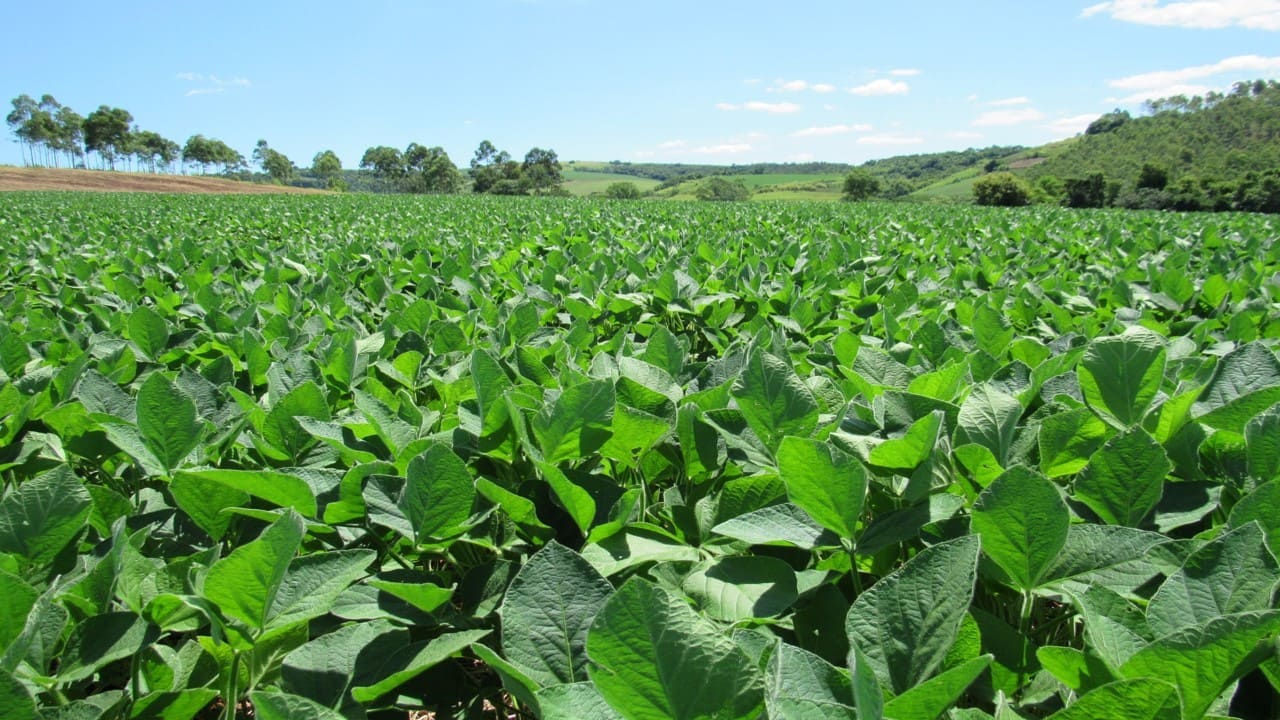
[1025,80,1280,186]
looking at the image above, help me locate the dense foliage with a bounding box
[1,193,1279,719]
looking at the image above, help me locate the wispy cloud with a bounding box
[790,123,873,137]
[857,133,924,145]
[1045,114,1101,136]
[987,96,1031,106]
[178,72,251,97]
[715,101,802,113]
[635,150,657,158]
[812,83,837,93]
[766,79,838,94]
[972,107,1046,126]
[1082,0,1280,30]
[850,79,910,96]
[657,139,688,149]
[889,68,922,76]
[1106,54,1280,101]
[692,143,753,155]
[947,130,986,140]
[185,88,225,97]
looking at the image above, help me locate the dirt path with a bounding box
[0,166,328,194]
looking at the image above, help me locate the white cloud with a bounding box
[179,72,251,96]
[1112,83,1215,102]
[657,140,688,149]
[857,133,925,145]
[850,79,910,96]
[1044,114,1101,136]
[790,123,874,137]
[889,68,922,76]
[812,83,837,93]
[775,79,809,92]
[966,94,980,102]
[823,104,837,111]
[716,101,802,113]
[740,131,769,140]
[947,130,986,139]
[987,96,1031,106]
[692,143,753,155]
[972,107,1047,126]
[176,72,203,81]
[1109,54,1280,89]
[185,88,224,97]
[1082,0,1280,30]
[635,151,657,158]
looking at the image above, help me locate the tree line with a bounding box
[7,93,563,194]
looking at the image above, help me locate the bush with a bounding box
[1116,187,1175,211]
[841,169,880,201]
[973,172,1031,207]
[604,181,642,200]
[695,177,750,202]
[1064,173,1106,208]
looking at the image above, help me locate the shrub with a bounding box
[841,169,880,201]
[695,177,750,202]
[604,182,642,200]
[1064,174,1106,208]
[973,172,1031,207]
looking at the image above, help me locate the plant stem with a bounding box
[223,651,240,720]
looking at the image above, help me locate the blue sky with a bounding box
[4,0,1279,168]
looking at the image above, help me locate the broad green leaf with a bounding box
[731,349,819,453]
[532,379,615,464]
[365,444,474,544]
[764,643,856,720]
[169,472,249,540]
[1077,327,1166,428]
[501,541,614,686]
[868,411,942,471]
[881,654,993,720]
[581,525,700,577]
[250,691,347,720]
[971,466,1068,590]
[0,571,37,649]
[0,669,35,720]
[472,349,514,436]
[1045,678,1180,720]
[954,385,1021,465]
[682,555,798,622]
[1036,646,1116,694]
[1075,427,1171,527]
[973,303,1014,358]
[1038,408,1112,477]
[540,462,596,537]
[537,682,624,720]
[587,578,765,720]
[0,465,91,566]
[850,645,883,720]
[128,305,170,362]
[267,550,374,631]
[1246,403,1280,482]
[475,477,554,541]
[471,643,542,713]
[845,535,980,694]
[129,689,219,720]
[711,503,833,550]
[204,510,305,630]
[1192,342,1280,432]
[855,494,965,556]
[1075,586,1152,671]
[58,612,158,683]
[174,468,317,518]
[1146,522,1279,638]
[1119,610,1280,720]
[282,619,405,712]
[778,437,866,540]
[1229,480,1280,552]
[1,590,68,674]
[1040,524,1168,597]
[350,629,491,703]
[263,381,330,459]
[353,389,416,457]
[136,372,200,474]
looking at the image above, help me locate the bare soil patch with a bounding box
[0,167,327,194]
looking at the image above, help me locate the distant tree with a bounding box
[131,130,180,172]
[841,168,880,200]
[360,145,405,182]
[520,147,563,193]
[312,149,342,187]
[54,105,85,168]
[604,181,642,199]
[1137,163,1169,191]
[1035,175,1064,204]
[1168,177,1205,211]
[470,140,519,193]
[83,106,133,169]
[6,94,39,166]
[1085,109,1130,135]
[1064,173,1106,208]
[404,143,462,193]
[695,176,750,202]
[254,139,296,183]
[183,135,215,173]
[972,172,1031,207]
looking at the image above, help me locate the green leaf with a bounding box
[973,303,1014,358]
[282,619,405,712]
[712,503,833,550]
[581,525,700,577]
[58,611,158,683]
[470,643,542,713]
[472,349,514,437]
[539,461,596,537]
[587,578,765,720]
[971,466,1068,590]
[365,444,474,544]
[1229,480,1280,552]
[129,689,219,720]
[263,381,331,459]
[850,645,883,720]
[500,541,614,687]
[731,349,819,453]
[868,411,943,471]
[845,535,980,694]
[169,472,248,541]
[353,389,416,458]
[855,494,965,556]
[350,629,490,703]
[764,643,856,720]
[1075,586,1153,671]
[1119,610,1280,720]
[128,306,170,362]
[267,550,374,631]
[778,437,866,540]
[250,691,347,720]
[1146,522,1279,638]
[536,682,624,720]
[1246,403,1280,482]
[1074,427,1171,527]
[0,571,37,650]
[136,372,200,474]
[0,465,91,566]
[532,379,615,464]
[0,668,36,720]
[1045,678,1180,720]
[204,510,305,630]
[174,468,317,518]
[1077,327,1166,429]
[682,555,798,622]
[881,654,993,720]
[1036,646,1117,694]
[1193,342,1280,432]
[1038,408,1112,478]
[954,385,1021,465]
[1040,524,1168,597]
